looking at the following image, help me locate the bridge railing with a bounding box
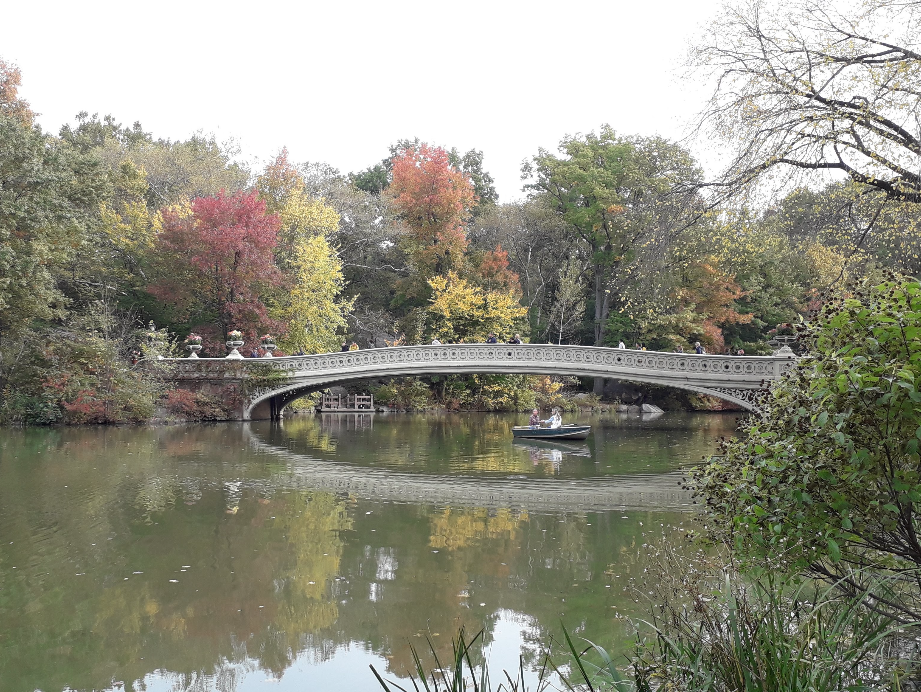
[165,343,796,382]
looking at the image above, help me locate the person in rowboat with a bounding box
[529,409,540,428]
[542,408,562,429]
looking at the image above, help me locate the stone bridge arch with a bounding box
[167,344,795,420]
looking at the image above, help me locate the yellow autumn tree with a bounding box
[279,190,339,242]
[426,271,527,343]
[804,242,848,288]
[256,148,340,256]
[256,149,354,353]
[279,235,354,354]
[84,159,161,292]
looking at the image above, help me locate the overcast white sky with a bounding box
[1,0,726,201]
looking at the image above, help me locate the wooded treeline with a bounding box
[1,0,918,423]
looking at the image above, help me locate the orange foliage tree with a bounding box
[389,144,477,300]
[468,245,521,294]
[678,260,753,352]
[0,57,35,126]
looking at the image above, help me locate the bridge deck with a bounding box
[166,344,796,418]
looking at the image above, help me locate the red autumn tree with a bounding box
[150,190,285,350]
[389,144,477,299]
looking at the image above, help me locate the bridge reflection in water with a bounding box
[248,421,695,512]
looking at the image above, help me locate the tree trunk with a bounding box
[593,262,606,395]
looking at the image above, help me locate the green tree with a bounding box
[524,127,702,388]
[64,112,249,208]
[349,162,389,195]
[0,114,108,370]
[693,274,921,619]
[547,258,586,345]
[447,147,498,211]
[59,111,151,152]
[757,182,921,278]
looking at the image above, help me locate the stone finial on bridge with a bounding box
[226,330,245,359]
[185,333,203,358]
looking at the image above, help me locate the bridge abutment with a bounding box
[248,397,276,421]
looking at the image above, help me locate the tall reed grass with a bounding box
[371,555,920,692]
[632,568,918,691]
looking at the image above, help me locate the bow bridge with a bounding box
[165,344,795,420]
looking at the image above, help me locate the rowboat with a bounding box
[511,424,591,440]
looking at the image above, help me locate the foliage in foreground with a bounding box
[370,626,622,692]
[631,549,917,692]
[371,551,919,692]
[1,317,174,425]
[692,274,921,618]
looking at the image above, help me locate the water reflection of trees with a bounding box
[0,426,355,690]
[271,411,738,478]
[277,413,541,475]
[0,424,709,691]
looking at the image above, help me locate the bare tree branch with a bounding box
[689,0,921,204]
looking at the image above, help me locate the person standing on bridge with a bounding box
[694,342,705,354]
[508,334,522,344]
[349,342,359,351]
[341,341,349,352]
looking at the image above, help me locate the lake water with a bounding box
[0,412,737,691]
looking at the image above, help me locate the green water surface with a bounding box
[0,412,736,691]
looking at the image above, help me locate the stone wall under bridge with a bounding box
[163,344,797,421]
